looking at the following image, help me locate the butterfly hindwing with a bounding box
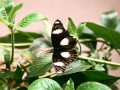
[51,19,77,73]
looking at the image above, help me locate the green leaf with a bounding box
[82,71,120,85]
[29,38,52,53]
[16,13,47,29]
[61,60,92,75]
[0,48,10,67]
[13,66,23,86]
[101,10,118,29]
[0,18,13,26]
[77,81,111,90]
[28,78,63,90]
[85,22,120,48]
[3,0,14,14]
[0,79,8,90]
[64,79,74,90]
[20,51,36,61]
[67,17,77,38]
[0,1,8,19]
[27,53,52,78]
[77,23,85,37]
[0,31,42,48]
[8,3,23,22]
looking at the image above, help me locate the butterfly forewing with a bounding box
[51,19,77,73]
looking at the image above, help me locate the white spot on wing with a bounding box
[61,52,70,58]
[52,29,63,34]
[55,21,60,24]
[60,38,69,45]
[53,62,65,66]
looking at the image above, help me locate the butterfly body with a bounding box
[51,20,77,73]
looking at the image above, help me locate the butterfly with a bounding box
[51,19,78,73]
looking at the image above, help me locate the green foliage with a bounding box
[85,22,120,48]
[16,13,47,29]
[76,82,111,90]
[64,79,74,90]
[0,0,120,89]
[101,10,118,29]
[28,78,63,90]
[27,53,52,78]
[0,79,8,90]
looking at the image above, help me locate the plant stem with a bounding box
[0,42,32,47]
[79,55,120,66]
[10,27,15,63]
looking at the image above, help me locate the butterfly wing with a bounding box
[51,20,77,73]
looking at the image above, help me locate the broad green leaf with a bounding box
[3,0,14,14]
[101,10,118,29]
[0,1,8,19]
[82,71,120,85]
[16,13,47,29]
[8,3,23,22]
[61,60,92,75]
[28,78,63,90]
[85,22,120,48]
[0,79,8,90]
[77,82,111,90]
[27,53,52,78]
[0,31,42,48]
[64,79,74,90]
[67,17,77,38]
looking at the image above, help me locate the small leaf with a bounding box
[77,81,111,90]
[64,79,74,90]
[101,10,118,29]
[67,17,77,37]
[61,60,92,75]
[77,23,85,37]
[27,53,52,78]
[28,78,63,90]
[16,13,47,29]
[0,1,8,19]
[85,22,120,48]
[0,79,8,90]
[3,0,14,14]
[8,3,23,22]
[13,66,23,86]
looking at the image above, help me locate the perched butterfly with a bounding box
[51,19,78,73]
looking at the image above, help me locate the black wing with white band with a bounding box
[51,20,77,73]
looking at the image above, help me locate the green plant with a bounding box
[0,0,120,90]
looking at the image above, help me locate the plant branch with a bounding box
[0,42,32,47]
[79,55,120,67]
[79,39,110,46]
[10,26,15,63]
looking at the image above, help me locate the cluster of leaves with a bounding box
[0,0,120,90]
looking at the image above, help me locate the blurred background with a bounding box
[0,0,120,79]
[1,0,120,36]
